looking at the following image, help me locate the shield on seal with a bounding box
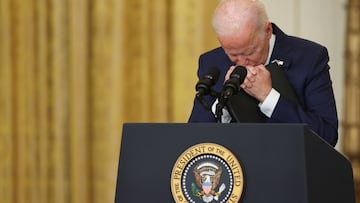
[202,176,212,195]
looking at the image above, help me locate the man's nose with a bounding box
[234,56,249,66]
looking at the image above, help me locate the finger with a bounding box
[225,66,236,81]
[242,78,253,88]
[247,66,258,75]
[246,72,256,83]
[257,65,270,76]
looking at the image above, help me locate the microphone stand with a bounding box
[195,88,230,123]
[196,93,211,110]
[216,88,236,123]
[215,102,224,123]
[215,90,231,123]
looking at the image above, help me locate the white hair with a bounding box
[212,0,269,37]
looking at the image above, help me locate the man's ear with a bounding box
[265,22,273,39]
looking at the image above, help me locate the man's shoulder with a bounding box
[200,47,226,58]
[199,47,233,69]
[273,23,326,52]
[287,35,325,50]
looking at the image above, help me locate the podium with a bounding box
[114,123,355,203]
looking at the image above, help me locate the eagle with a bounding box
[192,162,225,202]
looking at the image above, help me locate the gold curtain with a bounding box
[343,0,360,201]
[0,0,219,203]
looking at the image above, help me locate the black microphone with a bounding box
[222,66,247,99]
[195,67,220,109]
[196,67,220,96]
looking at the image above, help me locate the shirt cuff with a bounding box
[258,88,280,118]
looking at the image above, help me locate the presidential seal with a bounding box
[171,143,244,203]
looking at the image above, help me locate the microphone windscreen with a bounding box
[195,67,220,94]
[205,67,220,85]
[231,66,247,83]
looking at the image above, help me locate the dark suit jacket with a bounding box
[188,23,338,146]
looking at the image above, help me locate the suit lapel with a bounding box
[270,23,292,71]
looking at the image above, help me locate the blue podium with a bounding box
[115,123,355,203]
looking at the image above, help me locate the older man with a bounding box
[188,0,338,146]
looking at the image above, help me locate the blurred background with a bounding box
[0,0,359,202]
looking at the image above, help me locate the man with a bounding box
[188,0,338,146]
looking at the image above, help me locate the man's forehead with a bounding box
[220,31,258,51]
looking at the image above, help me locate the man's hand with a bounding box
[225,65,272,102]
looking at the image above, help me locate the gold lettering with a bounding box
[179,158,185,166]
[175,183,181,194]
[184,152,193,162]
[234,175,242,186]
[177,195,183,201]
[229,193,239,202]
[173,169,182,180]
[225,154,243,187]
[226,155,238,169]
[176,164,182,171]
[194,146,205,154]
[182,146,206,162]
[216,148,225,156]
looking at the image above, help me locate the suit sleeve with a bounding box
[269,47,338,146]
[188,56,217,122]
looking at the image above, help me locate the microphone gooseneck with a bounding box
[216,66,247,122]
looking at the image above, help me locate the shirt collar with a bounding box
[265,34,276,65]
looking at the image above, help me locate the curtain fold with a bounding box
[89,0,122,202]
[0,0,219,202]
[343,0,360,201]
[170,1,219,121]
[68,0,90,202]
[0,0,13,202]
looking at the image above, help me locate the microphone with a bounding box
[222,66,247,99]
[195,67,220,109]
[196,67,220,96]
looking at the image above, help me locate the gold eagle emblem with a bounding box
[192,162,226,202]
